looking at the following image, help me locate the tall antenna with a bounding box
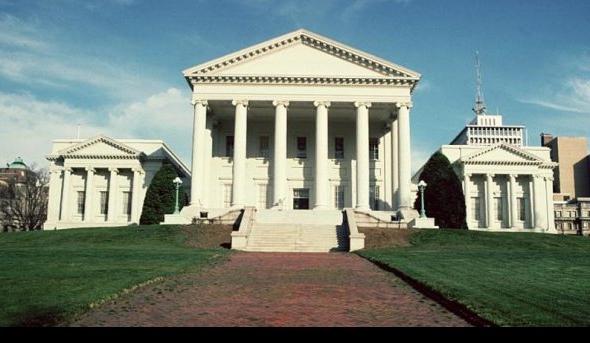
[472,50,487,116]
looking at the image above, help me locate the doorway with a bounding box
[293,188,310,210]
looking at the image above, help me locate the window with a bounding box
[495,197,503,221]
[297,137,307,158]
[122,191,132,215]
[259,136,269,158]
[77,191,85,215]
[225,136,234,157]
[100,191,108,215]
[518,197,526,221]
[369,138,379,160]
[223,184,232,208]
[370,185,380,210]
[472,197,481,221]
[258,184,269,209]
[334,185,345,209]
[335,137,344,159]
[556,211,562,218]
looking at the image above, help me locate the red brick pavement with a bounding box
[70,252,469,327]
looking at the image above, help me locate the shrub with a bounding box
[414,151,467,229]
[140,163,180,225]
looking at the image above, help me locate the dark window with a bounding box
[259,136,269,158]
[335,137,344,159]
[297,137,307,158]
[369,138,379,160]
[100,191,108,215]
[226,136,234,157]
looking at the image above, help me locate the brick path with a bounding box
[71,252,469,327]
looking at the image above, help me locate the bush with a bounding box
[140,163,181,225]
[414,151,467,229]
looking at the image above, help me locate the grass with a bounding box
[358,229,590,326]
[0,225,230,327]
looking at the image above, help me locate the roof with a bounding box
[183,28,421,90]
[6,157,27,170]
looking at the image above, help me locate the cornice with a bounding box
[188,75,417,87]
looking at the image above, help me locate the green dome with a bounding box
[7,157,27,170]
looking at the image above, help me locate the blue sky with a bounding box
[1,0,589,172]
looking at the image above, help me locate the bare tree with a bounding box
[0,165,49,231]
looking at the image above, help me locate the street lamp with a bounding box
[173,177,183,214]
[418,180,427,218]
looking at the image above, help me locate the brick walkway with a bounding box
[71,253,469,327]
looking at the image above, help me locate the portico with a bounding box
[180,29,421,222]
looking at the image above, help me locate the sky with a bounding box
[1,0,589,173]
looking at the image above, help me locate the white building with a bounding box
[177,29,423,223]
[415,80,557,232]
[43,135,190,230]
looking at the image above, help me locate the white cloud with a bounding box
[519,77,590,114]
[0,13,48,51]
[0,88,193,168]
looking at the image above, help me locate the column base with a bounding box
[408,217,439,229]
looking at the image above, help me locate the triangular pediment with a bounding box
[183,29,420,80]
[461,144,546,165]
[59,135,141,158]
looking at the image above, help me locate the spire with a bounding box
[472,50,487,116]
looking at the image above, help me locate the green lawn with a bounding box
[358,230,590,326]
[0,225,230,327]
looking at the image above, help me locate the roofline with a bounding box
[182,28,421,79]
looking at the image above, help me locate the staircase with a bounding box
[244,210,349,252]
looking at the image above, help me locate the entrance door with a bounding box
[293,188,310,210]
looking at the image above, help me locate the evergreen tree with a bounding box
[414,151,467,229]
[140,163,179,225]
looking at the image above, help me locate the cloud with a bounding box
[0,88,192,168]
[0,13,165,101]
[519,77,590,114]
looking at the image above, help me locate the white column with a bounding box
[131,168,144,224]
[46,167,63,224]
[355,101,371,211]
[272,100,289,209]
[485,173,494,228]
[529,175,535,227]
[391,118,399,209]
[60,167,72,222]
[396,102,412,209]
[190,100,207,207]
[533,174,547,229]
[314,101,330,209]
[231,100,248,207]
[545,176,555,231]
[107,168,119,223]
[464,173,471,228]
[509,174,518,228]
[83,167,95,223]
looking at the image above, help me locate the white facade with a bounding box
[439,143,557,233]
[178,29,422,222]
[43,135,190,230]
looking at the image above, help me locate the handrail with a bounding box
[345,208,365,251]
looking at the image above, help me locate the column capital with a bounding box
[232,99,249,107]
[544,176,554,182]
[395,101,413,109]
[49,166,63,174]
[192,99,208,106]
[273,100,290,107]
[132,167,144,175]
[313,100,331,108]
[108,167,119,174]
[64,167,73,173]
[509,173,518,180]
[85,167,96,173]
[533,174,543,179]
[354,101,372,109]
[464,172,472,178]
[486,173,495,179]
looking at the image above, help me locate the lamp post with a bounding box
[173,177,183,214]
[418,180,427,218]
